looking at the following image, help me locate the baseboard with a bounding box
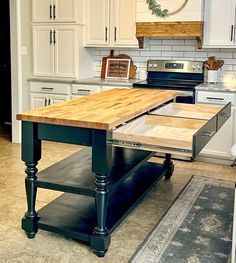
[196,154,233,166]
[153,153,233,166]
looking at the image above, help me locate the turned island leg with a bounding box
[91,130,112,257]
[21,122,41,238]
[163,153,174,180]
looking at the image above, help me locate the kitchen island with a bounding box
[16,88,230,257]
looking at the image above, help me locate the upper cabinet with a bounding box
[32,0,82,24]
[203,0,236,47]
[32,25,78,78]
[84,0,138,48]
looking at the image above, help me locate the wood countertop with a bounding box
[17,88,176,130]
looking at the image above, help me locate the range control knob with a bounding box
[192,64,196,70]
[197,64,202,70]
[149,64,153,68]
[153,63,158,68]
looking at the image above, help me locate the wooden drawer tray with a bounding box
[150,103,231,131]
[111,103,231,159]
[150,103,223,120]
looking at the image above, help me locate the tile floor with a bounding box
[0,136,235,263]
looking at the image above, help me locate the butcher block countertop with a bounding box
[17,88,176,130]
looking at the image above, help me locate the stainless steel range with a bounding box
[133,60,204,104]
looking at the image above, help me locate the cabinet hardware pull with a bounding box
[41,87,54,90]
[44,98,47,106]
[77,89,91,95]
[206,97,224,101]
[48,99,51,105]
[105,27,108,42]
[114,27,117,42]
[231,25,234,41]
[49,5,52,19]
[50,30,53,44]
[219,112,230,118]
[200,131,215,137]
[53,30,56,44]
[53,5,56,19]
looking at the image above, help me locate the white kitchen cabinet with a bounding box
[29,81,71,109]
[196,90,236,159]
[71,84,102,98]
[33,26,78,78]
[203,0,236,47]
[30,93,69,109]
[32,0,80,23]
[84,0,138,48]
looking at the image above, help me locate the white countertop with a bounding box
[28,77,142,87]
[74,77,142,86]
[196,82,236,93]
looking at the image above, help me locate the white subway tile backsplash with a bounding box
[162,51,184,57]
[173,45,196,51]
[184,52,207,58]
[184,39,196,46]
[151,45,172,51]
[94,38,236,81]
[162,39,185,45]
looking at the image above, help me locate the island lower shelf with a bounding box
[36,161,165,243]
[35,147,154,196]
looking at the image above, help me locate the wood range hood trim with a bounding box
[136,21,204,49]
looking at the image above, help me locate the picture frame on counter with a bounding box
[105,58,131,79]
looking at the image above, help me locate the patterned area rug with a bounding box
[130,176,234,263]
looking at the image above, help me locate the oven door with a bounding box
[174,90,194,104]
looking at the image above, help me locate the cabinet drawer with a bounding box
[196,91,235,106]
[111,103,230,159]
[72,85,101,96]
[30,82,70,94]
[217,102,231,130]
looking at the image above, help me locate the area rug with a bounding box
[130,176,234,263]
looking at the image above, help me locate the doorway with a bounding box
[0,1,12,140]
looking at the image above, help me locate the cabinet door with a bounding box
[204,0,236,47]
[112,0,138,47]
[30,93,49,109]
[54,0,78,23]
[84,0,109,46]
[32,0,53,23]
[201,113,234,158]
[49,94,70,105]
[54,26,78,78]
[33,26,54,77]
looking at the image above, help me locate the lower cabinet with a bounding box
[30,93,70,109]
[195,90,236,159]
[71,84,102,98]
[29,81,71,109]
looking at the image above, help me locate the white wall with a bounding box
[93,37,236,82]
[20,0,32,111]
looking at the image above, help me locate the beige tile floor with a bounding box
[0,136,235,263]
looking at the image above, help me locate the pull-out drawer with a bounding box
[110,103,231,159]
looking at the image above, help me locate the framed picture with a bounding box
[105,58,131,79]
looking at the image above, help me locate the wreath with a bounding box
[146,0,189,18]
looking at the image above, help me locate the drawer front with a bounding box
[111,102,230,159]
[193,115,217,159]
[30,82,70,94]
[72,84,102,96]
[217,102,231,131]
[196,91,235,106]
[111,115,208,158]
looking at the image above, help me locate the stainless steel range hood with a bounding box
[136,21,204,49]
